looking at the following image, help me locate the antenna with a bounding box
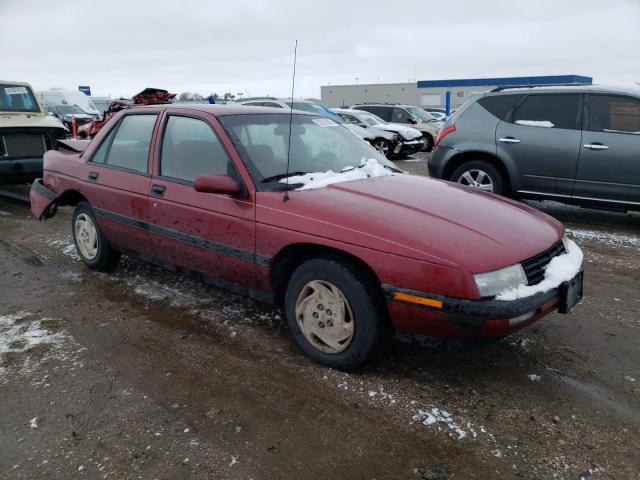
[283,39,298,202]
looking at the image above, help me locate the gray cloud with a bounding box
[2,0,638,98]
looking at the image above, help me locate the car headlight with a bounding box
[474,264,527,298]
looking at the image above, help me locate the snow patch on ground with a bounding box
[496,239,583,301]
[567,228,640,248]
[282,158,393,190]
[0,311,69,379]
[412,408,470,440]
[515,120,554,128]
[528,374,542,382]
[46,237,80,261]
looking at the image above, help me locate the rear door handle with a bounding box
[583,143,610,151]
[88,171,99,181]
[499,137,521,144]
[151,184,166,197]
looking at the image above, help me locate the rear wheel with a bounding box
[450,160,505,195]
[284,257,387,370]
[372,138,391,158]
[72,202,120,271]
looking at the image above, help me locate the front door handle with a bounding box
[88,171,99,181]
[499,137,521,144]
[583,143,610,151]
[151,184,166,197]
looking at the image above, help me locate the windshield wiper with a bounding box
[261,171,309,183]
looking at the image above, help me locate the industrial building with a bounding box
[321,75,593,109]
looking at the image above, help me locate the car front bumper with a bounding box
[400,138,426,155]
[383,273,582,338]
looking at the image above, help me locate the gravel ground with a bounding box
[0,171,639,479]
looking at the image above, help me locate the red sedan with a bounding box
[30,104,583,369]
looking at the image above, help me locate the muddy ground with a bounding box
[0,157,639,479]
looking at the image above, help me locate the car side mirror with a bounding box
[194,174,241,195]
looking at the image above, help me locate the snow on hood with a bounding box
[281,158,393,190]
[496,239,583,301]
[384,123,423,140]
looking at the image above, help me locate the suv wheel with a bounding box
[72,202,121,271]
[284,257,387,370]
[372,138,391,158]
[450,160,505,195]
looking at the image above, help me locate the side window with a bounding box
[363,106,391,122]
[105,114,157,173]
[243,102,264,107]
[392,107,411,123]
[588,95,640,134]
[512,94,580,130]
[340,113,359,125]
[160,116,232,183]
[477,94,522,120]
[89,127,117,164]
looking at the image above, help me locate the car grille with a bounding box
[1,132,47,158]
[521,241,566,285]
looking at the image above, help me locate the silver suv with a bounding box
[429,85,640,212]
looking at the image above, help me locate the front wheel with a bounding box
[72,202,121,271]
[285,257,387,370]
[450,160,505,195]
[372,138,391,158]
[422,134,434,152]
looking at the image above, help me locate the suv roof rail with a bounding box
[491,83,590,92]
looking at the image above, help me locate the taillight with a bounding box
[434,124,456,147]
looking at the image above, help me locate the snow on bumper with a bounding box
[496,239,583,301]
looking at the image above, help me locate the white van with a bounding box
[37,89,101,118]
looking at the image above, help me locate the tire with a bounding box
[71,201,121,271]
[422,133,434,152]
[284,257,388,370]
[372,138,391,158]
[450,160,505,195]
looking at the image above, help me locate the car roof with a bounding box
[488,84,640,97]
[0,80,34,87]
[130,103,316,116]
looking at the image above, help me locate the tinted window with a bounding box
[105,114,157,173]
[392,107,411,123]
[160,116,231,182]
[478,94,522,119]
[263,102,284,108]
[512,94,580,130]
[355,106,391,122]
[588,95,640,134]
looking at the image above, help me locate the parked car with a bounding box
[37,89,101,119]
[45,104,93,131]
[429,84,640,212]
[333,108,424,157]
[351,104,442,151]
[0,81,67,184]
[235,97,383,152]
[31,104,583,369]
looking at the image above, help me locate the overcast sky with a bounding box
[2,0,639,99]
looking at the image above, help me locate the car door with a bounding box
[82,112,159,254]
[574,94,640,206]
[147,111,257,288]
[495,93,582,197]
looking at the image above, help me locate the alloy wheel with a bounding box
[74,213,99,260]
[457,169,495,192]
[373,139,389,156]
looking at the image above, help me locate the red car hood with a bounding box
[256,174,563,273]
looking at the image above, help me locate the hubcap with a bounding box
[373,140,389,156]
[295,280,355,354]
[457,169,495,192]
[74,213,98,260]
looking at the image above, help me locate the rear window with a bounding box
[511,94,580,130]
[0,84,40,113]
[477,94,522,119]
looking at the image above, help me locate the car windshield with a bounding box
[356,111,387,126]
[286,101,343,122]
[55,105,86,115]
[0,84,40,113]
[406,106,437,122]
[220,113,398,190]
